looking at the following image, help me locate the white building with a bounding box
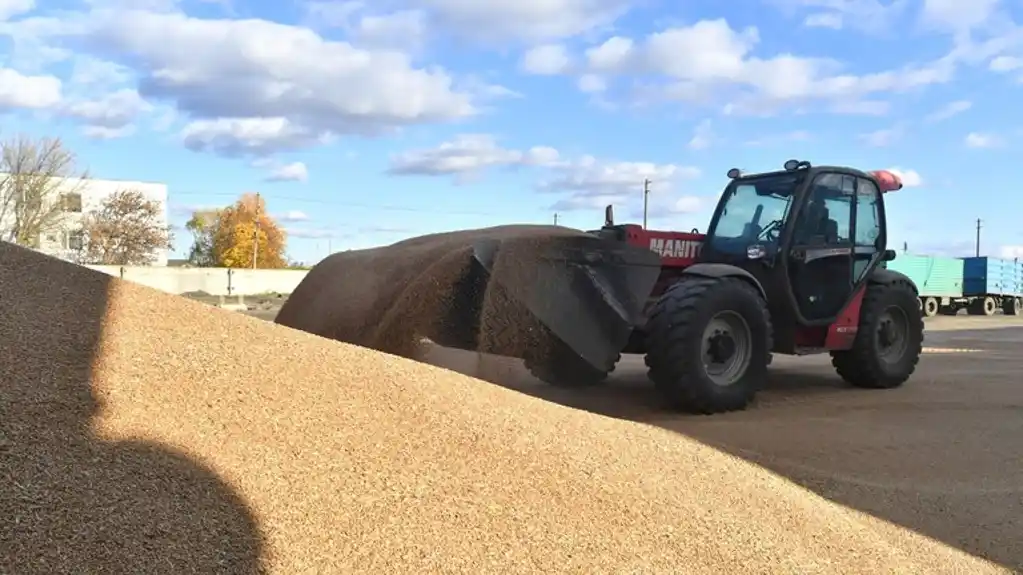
[1,175,170,266]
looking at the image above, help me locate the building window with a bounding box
[61,193,82,213]
[66,231,84,251]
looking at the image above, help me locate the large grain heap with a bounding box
[0,242,1007,574]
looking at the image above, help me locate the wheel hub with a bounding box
[707,330,736,363]
[876,307,909,361]
[701,312,753,386]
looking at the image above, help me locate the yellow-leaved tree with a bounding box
[211,193,287,268]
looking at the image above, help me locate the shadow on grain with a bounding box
[0,243,265,574]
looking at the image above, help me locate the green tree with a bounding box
[185,208,220,266]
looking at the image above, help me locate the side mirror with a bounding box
[883,249,897,262]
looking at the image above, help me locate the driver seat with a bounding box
[801,198,839,244]
[816,207,839,243]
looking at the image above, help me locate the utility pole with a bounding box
[975,218,982,257]
[642,178,651,229]
[252,192,260,269]
[553,213,559,226]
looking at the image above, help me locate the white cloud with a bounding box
[576,73,606,92]
[14,6,475,155]
[542,156,699,211]
[887,167,923,187]
[303,1,363,28]
[672,196,703,213]
[277,209,310,222]
[803,12,842,29]
[60,88,151,136]
[415,0,632,43]
[352,10,426,50]
[68,56,132,86]
[0,0,33,21]
[920,0,1001,32]
[0,67,62,109]
[573,19,953,115]
[181,118,328,156]
[82,125,134,139]
[303,4,427,50]
[990,55,1023,72]
[771,0,908,35]
[585,36,633,70]
[964,132,1001,148]
[1000,245,1023,259]
[266,162,309,183]
[925,99,971,122]
[386,135,699,213]
[520,44,571,75]
[387,134,559,176]
[687,119,713,150]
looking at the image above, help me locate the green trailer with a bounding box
[884,254,964,317]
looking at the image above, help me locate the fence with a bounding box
[87,265,309,296]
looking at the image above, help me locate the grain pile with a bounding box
[0,242,1007,574]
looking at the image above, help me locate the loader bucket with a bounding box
[471,233,661,370]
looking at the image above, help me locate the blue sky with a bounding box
[2,0,1023,264]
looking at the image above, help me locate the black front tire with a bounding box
[831,279,924,389]
[644,276,773,414]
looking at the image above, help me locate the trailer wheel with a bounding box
[644,276,773,414]
[831,279,923,389]
[968,296,997,316]
[921,297,939,317]
[524,336,617,388]
[1003,297,1022,316]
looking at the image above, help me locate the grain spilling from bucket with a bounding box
[0,243,1007,574]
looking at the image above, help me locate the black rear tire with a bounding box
[831,279,923,389]
[644,276,773,414]
[968,296,997,316]
[1003,297,1021,316]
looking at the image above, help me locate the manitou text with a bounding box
[649,238,703,259]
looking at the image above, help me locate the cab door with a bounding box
[786,173,856,321]
[852,176,884,283]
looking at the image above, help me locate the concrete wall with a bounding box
[87,265,309,296]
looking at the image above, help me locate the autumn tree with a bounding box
[0,135,90,247]
[184,208,221,266]
[211,193,287,268]
[79,188,174,265]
